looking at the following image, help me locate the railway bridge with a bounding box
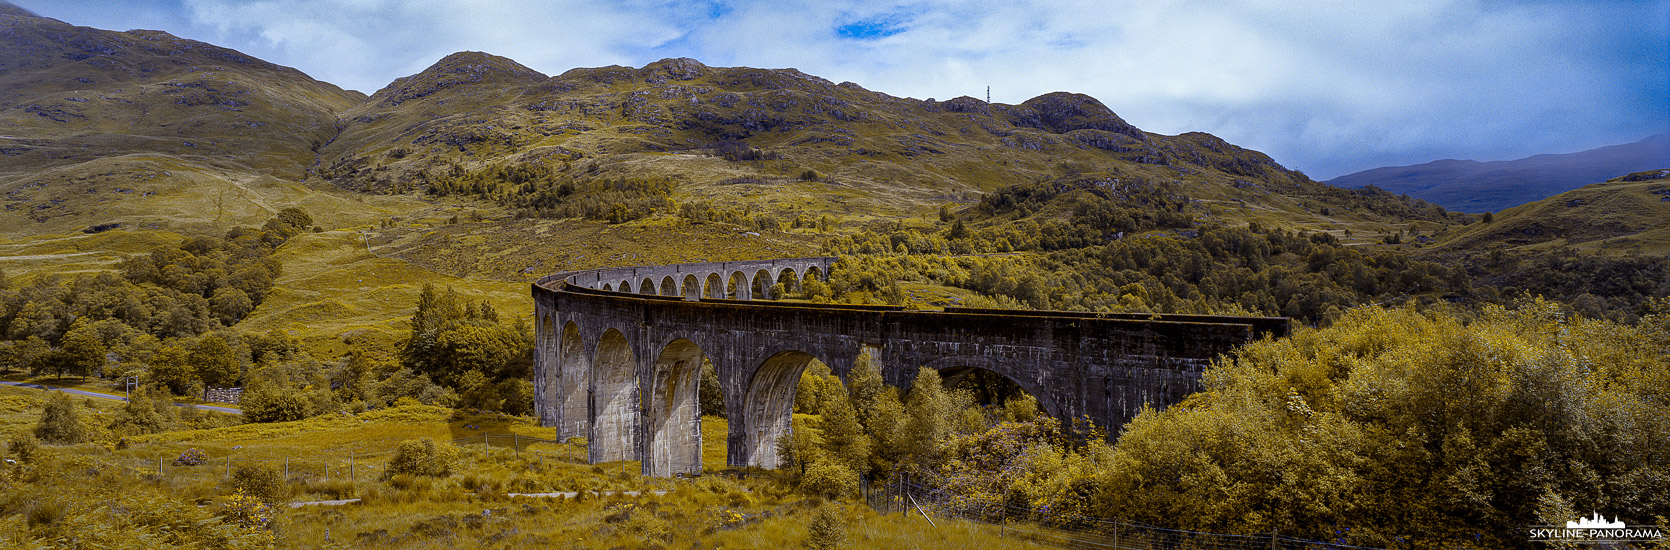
[532,257,1287,476]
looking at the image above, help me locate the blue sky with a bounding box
[16,0,1670,180]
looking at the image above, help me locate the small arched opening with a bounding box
[660,276,679,297]
[619,281,632,293]
[601,283,613,292]
[681,274,702,300]
[801,266,824,285]
[728,271,750,300]
[640,278,657,295]
[704,273,724,299]
[751,269,774,300]
[775,268,801,297]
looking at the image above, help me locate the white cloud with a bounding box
[68,0,1670,177]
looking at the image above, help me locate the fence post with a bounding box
[158,456,163,477]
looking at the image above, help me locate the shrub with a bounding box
[804,502,849,550]
[228,463,288,504]
[7,431,38,463]
[174,448,208,466]
[33,392,86,444]
[385,438,455,479]
[240,382,313,423]
[799,461,859,500]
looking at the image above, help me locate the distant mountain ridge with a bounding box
[1327,134,1670,213]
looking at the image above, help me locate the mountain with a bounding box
[317,54,1446,237]
[0,2,371,234]
[1326,134,1670,213]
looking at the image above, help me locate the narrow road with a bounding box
[0,380,243,415]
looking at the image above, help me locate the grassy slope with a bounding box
[1431,171,1670,255]
[0,386,1043,549]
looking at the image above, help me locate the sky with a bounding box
[16,0,1670,180]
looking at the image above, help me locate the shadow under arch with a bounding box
[592,328,636,463]
[918,355,1064,421]
[537,314,558,426]
[740,350,820,468]
[619,280,632,293]
[681,274,702,300]
[703,273,724,299]
[728,271,749,300]
[558,321,588,438]
[751,269,773,300]
[639,278,657,295]
[660,275,678,297]
[647,338,705,476]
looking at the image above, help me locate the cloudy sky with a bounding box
[17,0,1670,179]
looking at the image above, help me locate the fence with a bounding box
[868,478,1386,550]
[105,432,591,483]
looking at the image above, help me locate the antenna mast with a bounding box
[986,86,990,104]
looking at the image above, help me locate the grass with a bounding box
[0,386,1048,549]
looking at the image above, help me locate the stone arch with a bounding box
[592,328,637,463]
[728,271,750,300]
[681,274,702,300]
[919,355,1063,421]
[601,283,613,292]
[801,265,824,285]
[647,338,704,475]
[619,280,632,293]
[775,268,801,296]
[640,277,656,295]
[751,269,773,300]
[558,321,588,438]
[704,273,724,299]
[741,350,820,468]
[660,275,678,296]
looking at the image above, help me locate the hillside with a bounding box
[1434,169,1670,254]
[0,3,395,236]
[1327,134,1670,213]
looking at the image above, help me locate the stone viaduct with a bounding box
[532,257,1288,477]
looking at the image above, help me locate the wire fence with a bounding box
[868,478,1386,550]
[103,433,592,483]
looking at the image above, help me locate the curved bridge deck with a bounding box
[532,257,1287,476]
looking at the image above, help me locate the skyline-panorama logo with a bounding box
[1529,513,1666,544]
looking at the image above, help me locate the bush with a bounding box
[174,448,208,466]
[33,392,86,444]
[7,432,38,463]
[804,502,849,550]
[799,461,859,500]
[240,383,313,423]
[385,438,456,479]
[228,463,288,504]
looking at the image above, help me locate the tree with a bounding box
[34,392,87,444]
[55,320,108,378]
[903,367,953,462]
[699,358,726,417]
[817,382,870,474]
[109,384,177,436]
[147,344,197,395]
[190,334,241,388]
[209,287,254,327]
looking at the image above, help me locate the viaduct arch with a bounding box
[532,257,1287,477]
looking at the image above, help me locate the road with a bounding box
[0,380,243,415]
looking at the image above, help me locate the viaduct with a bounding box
[532,257,1288,477]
